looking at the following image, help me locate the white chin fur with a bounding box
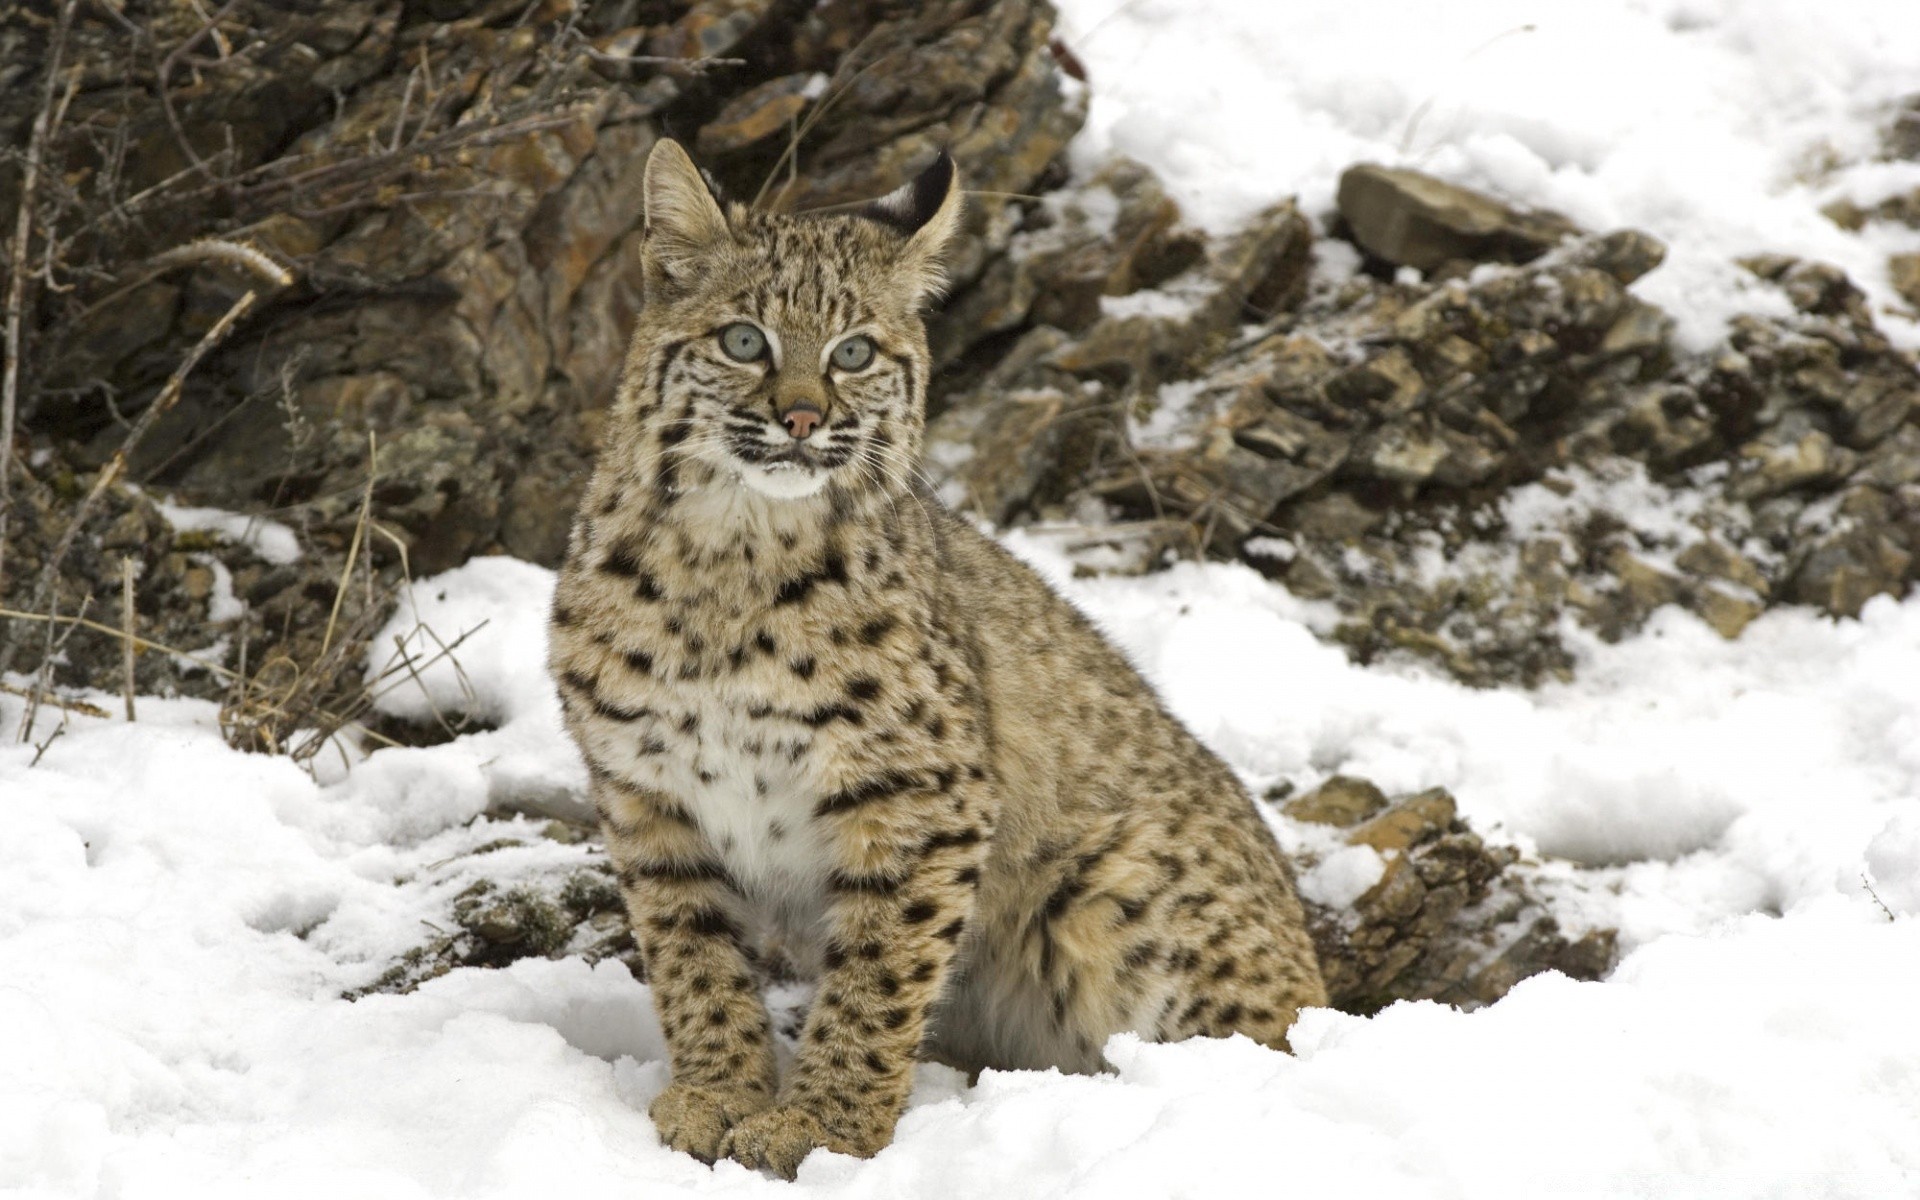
[737,461,831,499]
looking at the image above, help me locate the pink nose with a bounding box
[782,404,823,439]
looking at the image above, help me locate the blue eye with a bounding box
[831,335,875,371]
[720,323,767,362]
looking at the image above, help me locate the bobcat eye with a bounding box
[831,334,876,372]
[719,323,767,363]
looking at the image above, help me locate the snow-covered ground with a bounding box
[1057,0,1920,351]
[7,548,1919,1197]
[10,1,1920,1195]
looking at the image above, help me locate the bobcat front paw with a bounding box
[648,1082,773,1163]
[718,1104,885,1179]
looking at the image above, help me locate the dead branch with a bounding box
[1,0,81,603]
[0,287,262,676]
[63,237,293,337]
[0,605,239,680]
[214,105,592,218]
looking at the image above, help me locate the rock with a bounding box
[697,73,820,157]
[1336,163,1580,273]
[1564,228,1668,286]
[1785,488,1915,617]
[1730,427,1850,500]
[917,182,1913,685]
[1856,425,1920,489]
[1285,776,1390,827]
[1674,538,1769,596]
[1346,788,1458,853]
[1294,782,1615,1014]
[1892,253,1920,309]
[927,195,1314,527]
[650,0,777,62]
[932,158,1202,371]
[99,508,152,553]
[1692,583,1765,639]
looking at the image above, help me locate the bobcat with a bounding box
[547,138,1326,1178]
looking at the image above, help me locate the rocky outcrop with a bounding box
[2,0,1084,697]
[930,161,1920,685]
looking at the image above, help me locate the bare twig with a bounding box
[17,592,93,744]
[387,631,463,741]
[121,556,137,721]
[29,724,66,767]
[146,238,294,288]
[0,681,111,720]
[63,237,292,337]
[216,107,588,215]
[1,0,80,601]
[577,47,744,74]
[1863,873,1897,922]
[390,59,420,154]
[362,618,490,709]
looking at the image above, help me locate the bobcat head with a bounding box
[612,139,963,506]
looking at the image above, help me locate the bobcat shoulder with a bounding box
[548,138,1325,1178]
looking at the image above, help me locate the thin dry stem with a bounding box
[321,431,377,661]
[0,680,111,720]
[0,604,238,679]
[753,29,891,211]
[17,592,93,744]
[154,0,248,176]
[121,555,137,721]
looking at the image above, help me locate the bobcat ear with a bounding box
[643,138,729,289]
[864,152,964,301]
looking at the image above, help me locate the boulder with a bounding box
[1336,163,1581,273]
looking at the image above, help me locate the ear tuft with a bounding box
[643,138,729,262]
[863,152,964,301]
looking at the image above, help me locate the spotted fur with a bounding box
[548,139,1326,1178]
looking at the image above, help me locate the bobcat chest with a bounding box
[605,674,837,908]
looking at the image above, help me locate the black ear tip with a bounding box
[911,150,956,216]
[860,151,958,235]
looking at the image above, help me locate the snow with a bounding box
[1128,378,1210,451]
[150,499,302,565]
[1296,844,1388,910]
[1054,0,1920,350]
[10,3,1920,1194]
[8,548,1920,1196]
